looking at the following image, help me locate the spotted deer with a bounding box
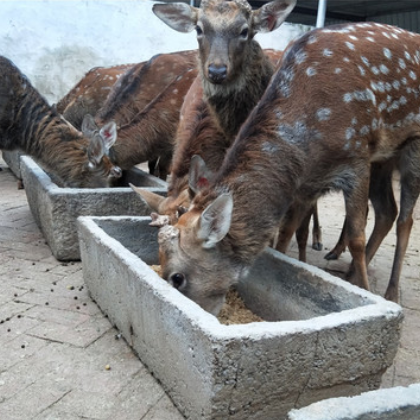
[133,0,324,256]
[0,56,121,188]
[56,63,136,130]
[93,50,198,180]
[150,22,420,315]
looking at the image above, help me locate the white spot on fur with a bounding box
[380,64,390,75]
[366,37,375,42]
[323,49,333,57]
[335,68,342,74]
[371,66,380,75]
[306,67,317,77]
[346,127,355,140]
[358,65,366,76]
[409,70,417,80]
[383,48,392,59]
[361,56,370,66]
[316,108,331,121]
[392,80,401,90]
[360,125,369,136]
[399,58,407,69]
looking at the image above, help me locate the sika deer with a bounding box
[56,63,136,130]
[0,56,121,188]
[94,50,198,180]
[152,22,420,314]
[134,0,323,253]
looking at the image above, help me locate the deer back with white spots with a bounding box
[94,50,199,179]
[56,63,136,130]
[0,56,121,188]
[152,22,420,314]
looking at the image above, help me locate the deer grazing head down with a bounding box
[153,0,296,88]
[151,22,420,315]
[0,55,121,188]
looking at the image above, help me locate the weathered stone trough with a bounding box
[2,150,23,179]
[21,156,166,261]
[77,215,403,420]
[287,383,420,420]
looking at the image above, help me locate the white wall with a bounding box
[0,0,311,104]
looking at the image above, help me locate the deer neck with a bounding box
[202,41,274,139]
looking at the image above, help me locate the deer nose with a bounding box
[208,64,227,83]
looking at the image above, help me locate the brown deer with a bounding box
[134,0,325,256]
[93,50,198,180]
[0,56,121,188]
[56,63,136,130]
[150,22,420,315]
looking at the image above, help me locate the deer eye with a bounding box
[240,27,249,38]
[169,273,186,290]
[196,25,203,37]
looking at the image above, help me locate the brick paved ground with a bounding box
[0,151,419,419]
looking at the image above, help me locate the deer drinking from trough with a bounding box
[151,22,420,315]
[133,0,323,256]
[0,56,121,188]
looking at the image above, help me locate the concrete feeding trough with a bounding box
[287,383,420,420]
[2,150,23,179]
[21,156,166,261]
[77,215,403,420]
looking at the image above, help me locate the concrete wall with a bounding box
[0,0,310,104]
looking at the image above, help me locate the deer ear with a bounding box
[87,135,106,167]
[189,155,214,195]
[99,121,117,150]
[130,183,166,213]
[81,114,98,137]
[152,3,198,33]
[253,0,296,33]
[198,193,233,249]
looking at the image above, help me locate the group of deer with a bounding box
[1,0,418,316]
[133,0,420,316]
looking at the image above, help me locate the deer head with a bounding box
[137,156,242,315]
[152,0,296,85]
[131,155,214,223]
[80,114,122,185]
[155,191,238,316]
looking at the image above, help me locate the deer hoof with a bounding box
[312,241,323,251]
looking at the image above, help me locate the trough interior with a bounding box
[95,218,372,323]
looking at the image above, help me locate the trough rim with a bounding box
[20,155,167,194]
[77,214,403,341]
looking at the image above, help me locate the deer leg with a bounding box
[325,216,348,260]
[365,161,398,265]
[385,161,420,302]
[295,208,311,262]
[276,202,308,260]
[344,172,370,291]
[311,202,323,251]
[275,208,300,254]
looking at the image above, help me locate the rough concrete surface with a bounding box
[20,155,167,261]
[77,216,403,420]
[287,383,420,420]
[1,151,420,420]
